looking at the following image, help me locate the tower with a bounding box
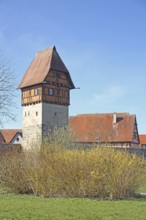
[18,46,75,149]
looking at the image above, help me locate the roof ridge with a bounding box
[37,46,55,54]
[73,112,131,117]
[0,129,22,131]
[49,46,55,72]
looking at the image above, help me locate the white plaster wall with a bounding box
[10,133,22,144]
[23,103,42,127]
[22,103,43,149]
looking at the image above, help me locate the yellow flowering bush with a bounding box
[0,139,146,199]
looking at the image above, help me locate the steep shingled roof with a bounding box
[69,113,137,143]
[18,46,75,89]
[0,129,22,144]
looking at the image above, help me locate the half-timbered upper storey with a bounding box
[18,46,75,106]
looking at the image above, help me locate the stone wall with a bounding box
[42,103,68,136]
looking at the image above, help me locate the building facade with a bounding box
[69,113,139,148]
[139,135,146,149]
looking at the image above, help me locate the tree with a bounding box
[0,53,16,126]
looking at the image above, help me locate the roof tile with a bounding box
[0,129,22,143]
[69,113,136,143]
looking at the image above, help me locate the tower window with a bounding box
[36,111,38,116]
[34,88,39,96]
[53,72,61,78]
[25,112,27,117]
[48,88,53,96]
[56,73,61,78]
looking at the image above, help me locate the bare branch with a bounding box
[0,53,17,127]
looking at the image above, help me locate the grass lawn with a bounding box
[138,185,146,194]
[0,194,146,220]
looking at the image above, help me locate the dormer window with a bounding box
[133,132,137,140]
[53,72,61,78]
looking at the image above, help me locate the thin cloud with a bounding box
[92,85,125,104]
[0,29,7,47]
[15,33,45,51]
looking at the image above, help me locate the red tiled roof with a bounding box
[0,129,22,144]
[69,113,136,143]
[139,135,146,147]
[0,132,5,144]
[18,46,75,89]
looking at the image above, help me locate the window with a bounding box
[36,111,38,116]
[25,112,27,117]
[28,111,30,116]
[34,88,39,96]
[56,73,61,78]
[48,88,53,96]
[53,72,61,78]
[142,144,146,149]
[133,132,137,140]
[17,137,19,142]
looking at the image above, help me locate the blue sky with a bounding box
[0,0,146,133]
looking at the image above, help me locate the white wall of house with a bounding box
[10,133,22,144]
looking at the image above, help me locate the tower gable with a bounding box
[132,119,139,144]
[18,46,75,89]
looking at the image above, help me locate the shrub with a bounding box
[23,147,146,199]
[0,149,30,194]
[42,127,76,149]
[0,134,146,199]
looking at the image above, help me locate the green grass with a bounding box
[138,185,146,193]
[0,195,146,220]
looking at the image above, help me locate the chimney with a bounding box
[113,113,117,124]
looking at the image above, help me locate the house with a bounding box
[139,135,146,149]
[69,112,139,148]
[0,129,22,144]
